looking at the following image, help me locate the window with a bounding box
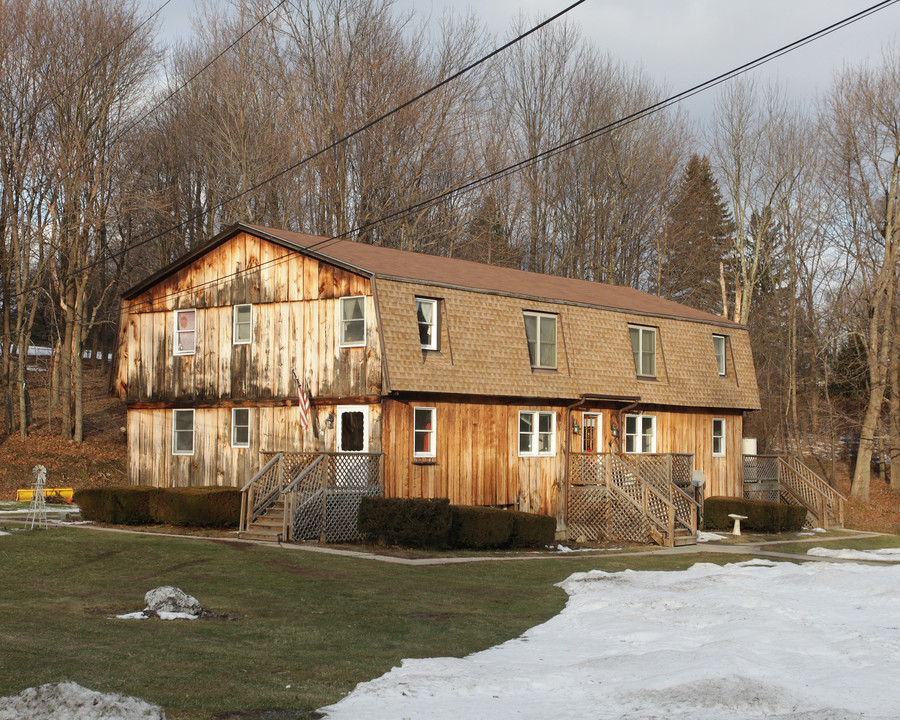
[629,325,656,377]
[713,334,727,376]
[712,418,726,457]
[414,407,436,457]
[519,411,556,456]
[232,408,250,448]
[624,414,656,453]
[172,409,195,455]
[234,304,252,345]
[416,298,438,350]
[523,312,557,369]
[339,296,366,347]
[174,309,196,356]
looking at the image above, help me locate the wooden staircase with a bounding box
[239,499,286,542]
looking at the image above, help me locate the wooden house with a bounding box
[112,222,761,544]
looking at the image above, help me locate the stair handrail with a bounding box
[615,453,698,540]
[777,456,846,529]
[607,454,677,546]
[280,454,327,542]
[239,452,283,532]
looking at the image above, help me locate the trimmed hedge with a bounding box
[358,497,452,548]
[703,496,807,533]
[74,486,159,525]
[358,497,556,550]
[449,505,515,549]
[73,486,240,528]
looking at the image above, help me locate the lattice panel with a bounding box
[606,492,650,543]
[567,485,608,541]
[742,455,779,481]
[670,455,693,486]
[569,454,606,486]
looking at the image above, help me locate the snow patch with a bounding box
[319,560,900,720]
[807,546,900,562]
[0,681,163,720]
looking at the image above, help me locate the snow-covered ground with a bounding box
[320,559,900,720]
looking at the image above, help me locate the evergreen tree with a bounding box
[656,154,733,314]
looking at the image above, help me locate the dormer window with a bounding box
[416,298,438,350]
[629,325,656,378]
[713,334,727,376]
[339,296,366,347]
[523,311,557,369]
[174,309,196,356]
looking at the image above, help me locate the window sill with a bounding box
[530,367,559,374]
[635,375,658,382]
[412,459,437,465]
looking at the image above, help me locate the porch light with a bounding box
[572,419,581,435]
[611,422,619,438]
[325,412,335,429]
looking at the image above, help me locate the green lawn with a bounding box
[0,528,759,719]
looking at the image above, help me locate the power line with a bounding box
[79,0,588,274]
[121,0,900,314]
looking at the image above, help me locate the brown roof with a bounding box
[240,225,741,328]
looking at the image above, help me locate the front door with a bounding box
[582,412,602,453]
[335,406,369,487]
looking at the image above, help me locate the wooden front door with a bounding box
[582,413,602,453]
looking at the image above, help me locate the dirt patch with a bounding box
[0,366,126,501]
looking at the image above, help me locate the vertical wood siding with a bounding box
[127,403,382,488]
[382,398,566,523]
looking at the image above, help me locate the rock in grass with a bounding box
[144,586,202,616]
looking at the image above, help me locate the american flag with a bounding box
[293,369,311,431]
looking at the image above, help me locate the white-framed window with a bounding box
[624,414,656,453]
[416,298,439,351]
[712,418,726,457]
[172,409,195,455]
[519,410,556,456]
[713,334,727,376]
[339,296,366,347]
[174,309,196,356]
[233,304,252,345]
[232,408,250,448]
[629,325,656,377]
[523,311,557,369]
[414,407,436,457]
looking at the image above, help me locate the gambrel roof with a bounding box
[123,223,760,411]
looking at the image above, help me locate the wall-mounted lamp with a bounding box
[611,422,619,438]
[572,419,581,435]
[325,412,335,429]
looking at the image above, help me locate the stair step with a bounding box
[239,529,282,542]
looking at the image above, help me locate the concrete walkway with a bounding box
[0,512,891,567]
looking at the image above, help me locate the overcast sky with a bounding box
[150,0,899,122]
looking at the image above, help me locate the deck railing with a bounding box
[568,452,697,546]
[742,455,846,529]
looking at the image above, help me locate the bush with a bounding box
[150,487,241,528]
[74,486,159,524]
[449,505,515,549]
[703,496,807,533]
[358,497,452,547]
[508,510,557,548]
[74,486,240,528]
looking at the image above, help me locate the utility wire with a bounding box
[122,0,900,313]
[78,0,588,274]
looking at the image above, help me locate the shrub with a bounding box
[149,487,241,528]
[357,497,452,547]
[508,510,557,548]
[75,486,240,527]
[449,505,515,549]
[74,486,158,524]
[703,496,807,533]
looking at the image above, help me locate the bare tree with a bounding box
[821,47,900,501]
